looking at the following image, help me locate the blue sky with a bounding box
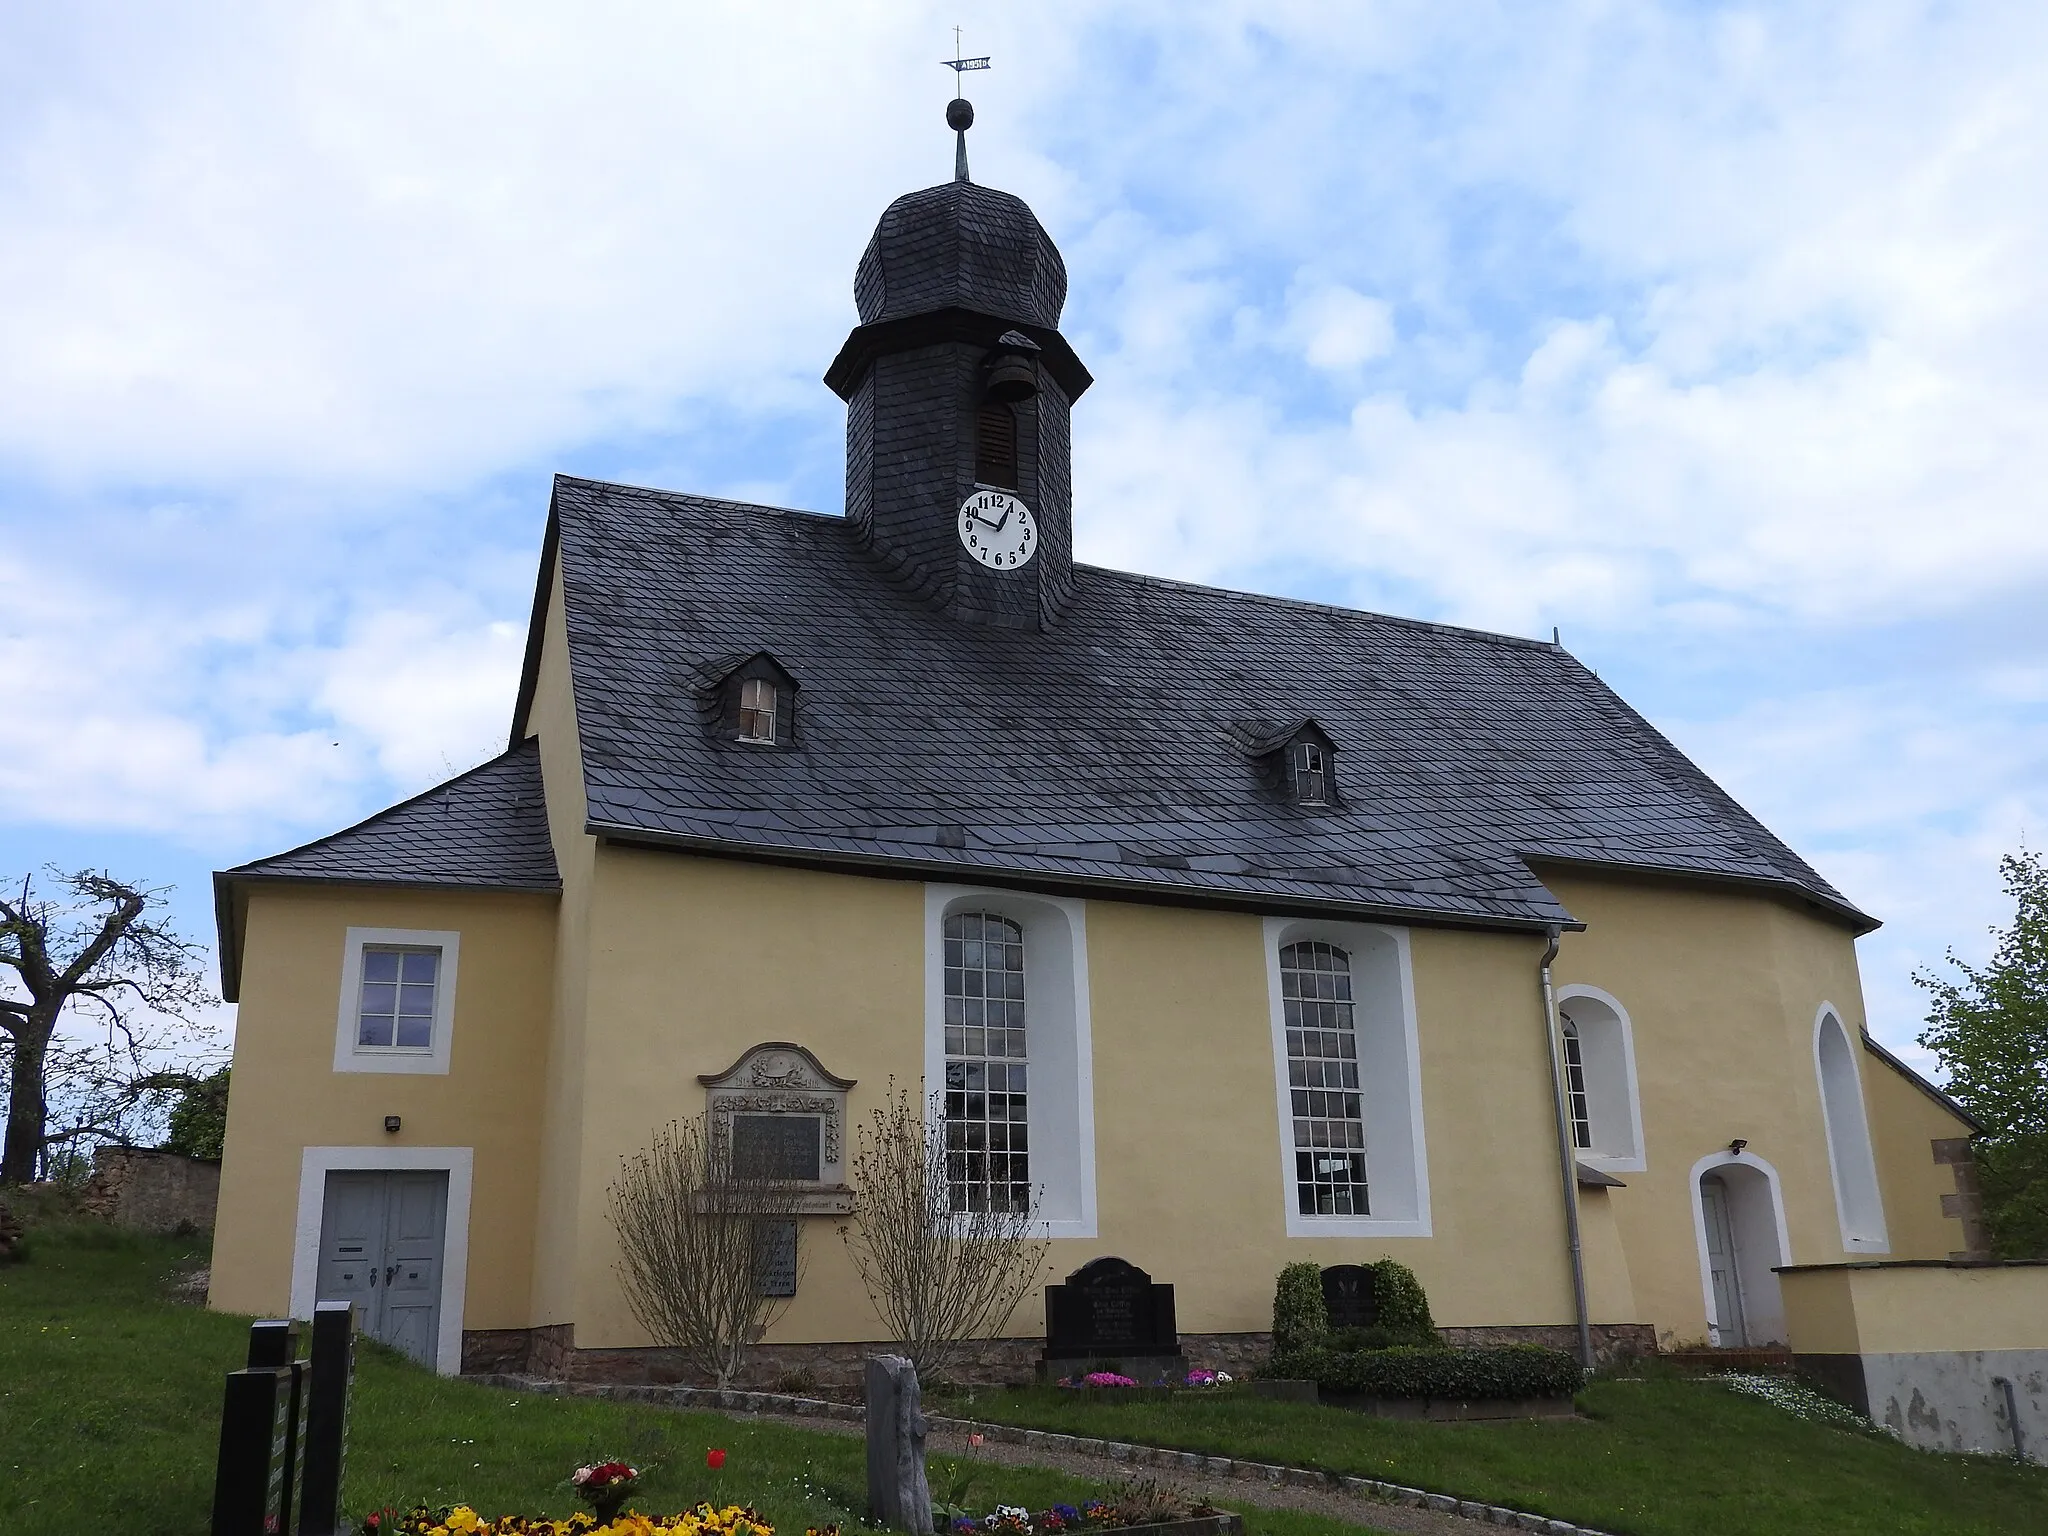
[2,2,2044,1074]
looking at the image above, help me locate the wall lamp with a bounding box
[384,1115,402,1135]
[1728,1138,1748,1156]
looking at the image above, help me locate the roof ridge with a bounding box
[226,739,542,876]
[552,474,1561,653]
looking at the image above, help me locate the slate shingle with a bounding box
[539,476,1869,934]
[227,741,558,891]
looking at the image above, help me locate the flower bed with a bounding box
[1053,1370,1233,1391]
[943,1491,1239,1536]
[363,1503,805,1536]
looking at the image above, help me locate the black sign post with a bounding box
[297,1301,357,1536]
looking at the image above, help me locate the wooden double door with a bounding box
[316,1170,448,1368]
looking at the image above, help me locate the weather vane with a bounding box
[943,27,990,183]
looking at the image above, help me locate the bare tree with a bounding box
[840,1083,1048,1383]
[605,1114,809,1389]
[0,870,215,1185]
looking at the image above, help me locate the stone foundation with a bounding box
[460,1321,1655,1387]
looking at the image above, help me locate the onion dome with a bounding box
[852,181,1067,330]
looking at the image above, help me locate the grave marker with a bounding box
[864,1354,931,1534]
[1321,1264,1378,1331]
[297,1301,357,1536]
[1042,1256,1184,1377]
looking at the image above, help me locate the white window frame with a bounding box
[738,678,779,744]
[334,927,461,1076]
[1813,1003,1890,1254]
[1554,984,1647,1174]
[288,1144,473,1376]
[1264,917,1431,1238]
[924,884,1097,1239]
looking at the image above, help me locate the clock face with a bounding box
[958,489,1038,570]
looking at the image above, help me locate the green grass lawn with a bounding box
[948,1380,2048,1536]
[0,1222,1378,1536]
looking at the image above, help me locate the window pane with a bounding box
[359,983,398,1016]
[400,951,439,983]
[1279,941,1369,1216]
[943,910,1029,1213]
[394,1015,432,1049]
[361,950,401,983]
[357,1014,395,1048]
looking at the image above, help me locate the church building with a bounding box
[207,102,1980,1383]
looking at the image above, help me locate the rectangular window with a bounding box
[1282,940,1369,1215]
[944,910,1030,1213]
[356,946,441,1051]
[738,678,778,743]
[1295,743,1328,805]
[731,1113,823,1181]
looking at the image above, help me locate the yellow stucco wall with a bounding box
[1782,1264,2048,1355]
[1541,869,1886,1347]
[208,885,557,1328]
[1861,1050,1972,1259]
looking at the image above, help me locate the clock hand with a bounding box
[990,508,1012,532]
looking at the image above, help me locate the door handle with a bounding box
[369,1267,378,1287]
[385,1265,396,1285]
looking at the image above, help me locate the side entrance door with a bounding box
[1701,1172,1748,1347]
[316,1170,449,1368]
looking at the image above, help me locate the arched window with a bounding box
[944,911,1029,1212]
[975,402,1018,489]
[1815,1008,1888,1251]
[1555,987,1645,1170]
[1280,940,1369,1215]
[1561,1020,1592,1151]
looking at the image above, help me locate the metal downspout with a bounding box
[1540,923,1595,1370]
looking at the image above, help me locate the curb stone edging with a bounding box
[468,1375,1617,1536]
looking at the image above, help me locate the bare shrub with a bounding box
[606,1114,807,1388]
[840,1082,1048,1383]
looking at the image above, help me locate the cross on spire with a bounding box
[942,28,990,183]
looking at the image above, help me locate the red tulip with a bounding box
[707,1449,727,1470]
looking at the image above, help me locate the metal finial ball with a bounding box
[946,98,974,132]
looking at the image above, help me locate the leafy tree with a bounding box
[161,1066,231,1160]
[0,870,216,1184]
[1916,848,2048,1258]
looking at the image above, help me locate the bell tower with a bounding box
[825,97,1091,630]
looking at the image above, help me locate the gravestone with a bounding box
[246,1320,309,1536]
[1321,1264,1378,1331]
[297,1301,357,1536]
[863,1354,931,1534]
[210,1365,295,1536]
[1041,1256,1184,1377]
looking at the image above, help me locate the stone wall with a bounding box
[84,1146,222,1234]
[459,1322,1654,1388]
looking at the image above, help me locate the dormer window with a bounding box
[1294,741,1329,805]
[1246,717,1340,808]
[701,651,799,749]
[738,678,779,743]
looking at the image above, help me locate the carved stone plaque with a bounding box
[699,1043,857,1213]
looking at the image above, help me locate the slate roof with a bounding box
[221,741,558,892]
[855,181,1067,330]
[511,475,1869,934]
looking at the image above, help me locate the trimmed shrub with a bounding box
[1293,1343,1583,1401]
[1270,1262,1328,1364]
[1367,1259,1437,1345]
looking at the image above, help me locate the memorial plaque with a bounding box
[211,1366,292,1536]
[1042,1256,1179,1362]
[755,1219,798,1298]
[1321,1264,1378,1331]
[297,1301,356,1536]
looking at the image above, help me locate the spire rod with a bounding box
[943,29,990,184]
